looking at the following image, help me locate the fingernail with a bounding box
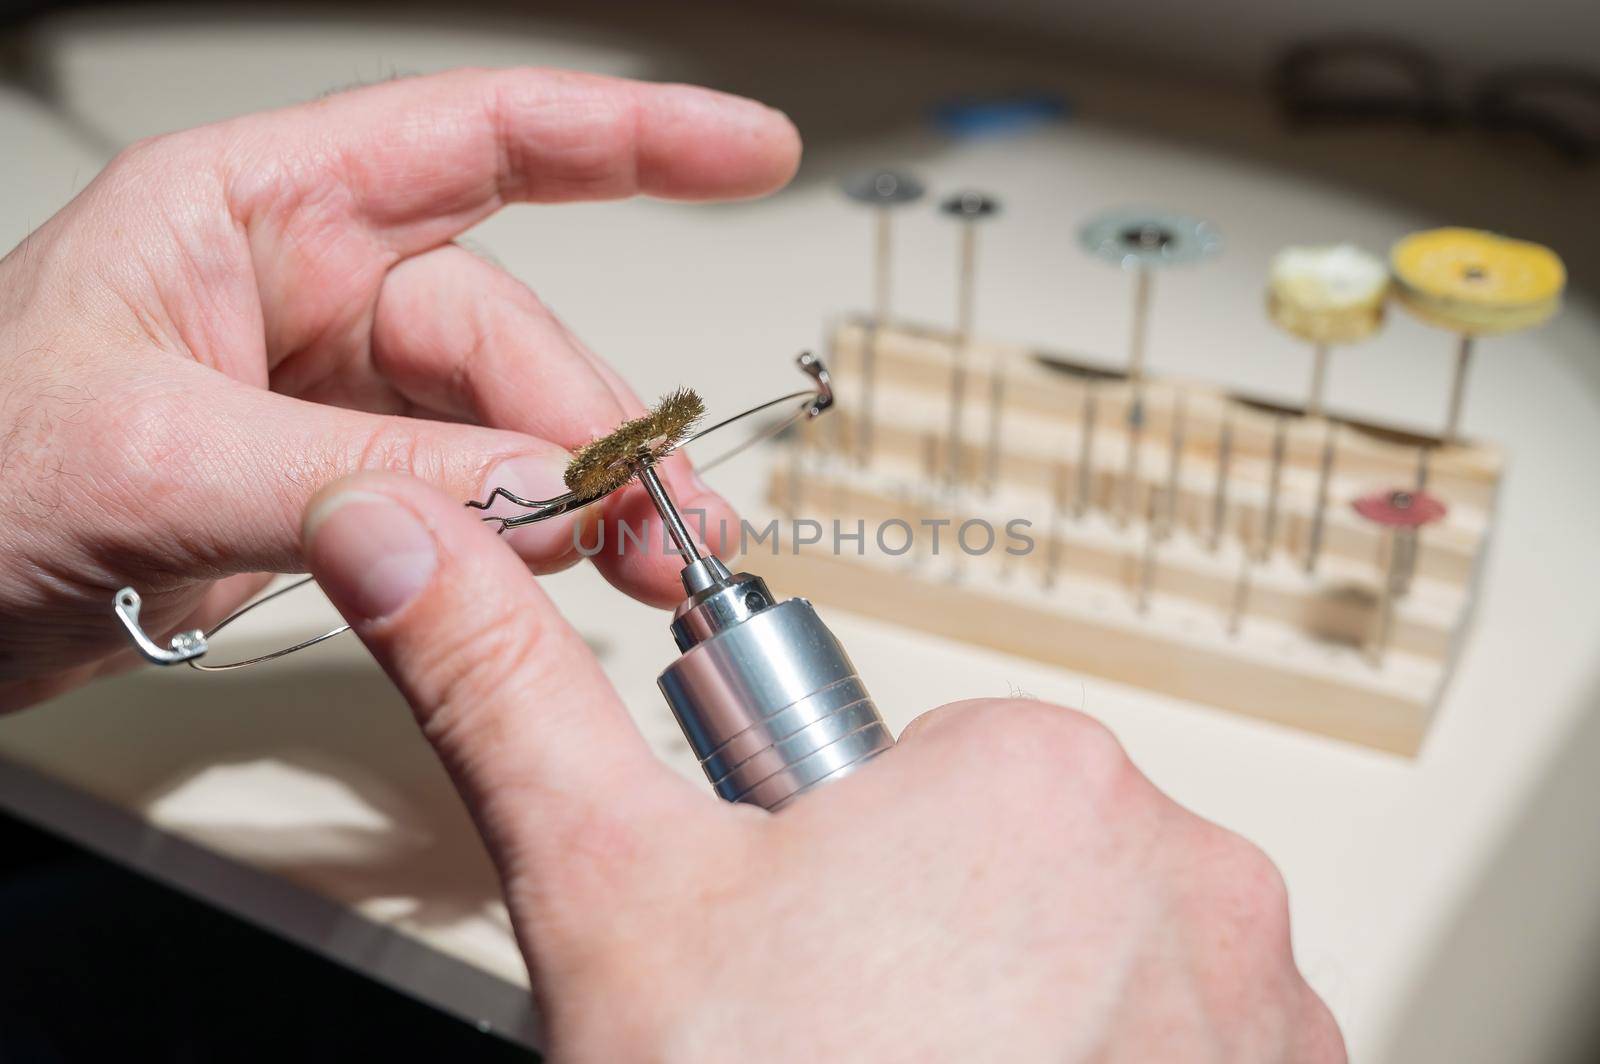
[482,453,580,560]
[305,491,437,622]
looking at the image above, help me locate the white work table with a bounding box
[1,7,1598,1061]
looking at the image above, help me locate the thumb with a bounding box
[301,471,705,896]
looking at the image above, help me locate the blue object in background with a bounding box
[931,93,1072,138]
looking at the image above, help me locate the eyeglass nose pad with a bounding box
[799,351,833,416]
[113,587,209,666]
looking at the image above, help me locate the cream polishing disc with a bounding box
[1266,243,1389,345]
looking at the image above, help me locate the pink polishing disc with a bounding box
[1352,488,1448,528]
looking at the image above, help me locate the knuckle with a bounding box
[492,69,638,197]
[409,598,540,723]
[1018,701,1127,771]
[1233,838,1291,921]
[407,597,555,753]
[83,383,197,522]
[947,699,1137,798]
[352,419,458,485]
[104,134,173,178]
[1193,823,1294,947]
[99,131,207,195]
[104,381,192,462]
[1299,985,1350,1062]
[1301,988,1349,1063]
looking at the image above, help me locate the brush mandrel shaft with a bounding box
[641,468,894,810]
[638,464,705,564]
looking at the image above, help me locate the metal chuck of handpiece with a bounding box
[639,463,894,811]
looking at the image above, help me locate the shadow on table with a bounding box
[5,657,506,931]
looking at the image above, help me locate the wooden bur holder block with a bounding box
[759,321,1503,755]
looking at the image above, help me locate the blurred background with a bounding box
[0,2,1597,1062]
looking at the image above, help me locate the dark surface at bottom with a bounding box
[0,809,538,1063]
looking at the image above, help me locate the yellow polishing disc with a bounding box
[1266,244,1389,345]
[1390,227,1565,335]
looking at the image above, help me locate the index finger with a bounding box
[222,66,802,255]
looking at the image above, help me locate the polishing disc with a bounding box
[840,169,926,207]
[1078,208,1222,270]
[1266,243,1389,345]
[1352,488,1448,529]
[1390,227,1565,335]
[941,190,1001,219]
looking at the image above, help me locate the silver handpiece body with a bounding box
[657,557,893,811]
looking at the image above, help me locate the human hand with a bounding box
[303,471,1346,1063]
[0,67,798,708]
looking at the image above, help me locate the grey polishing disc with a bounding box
[840,169,926,206]
[1078,208,1222,269]
[940,190,1001,219]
